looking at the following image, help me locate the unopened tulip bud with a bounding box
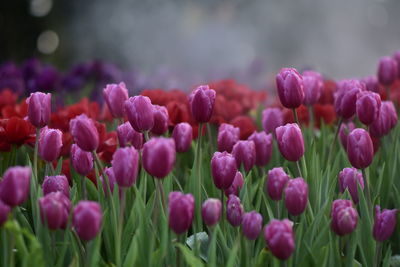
[338,168,364,204]
[27,92,51,127]
[248,131,273,166]
[377,56,398,86]
[267,167,289,201]
[124,96,155,132]
[0,200,11,226]
[362,76,380,93]
[226,195,244,227]
[103,82,129,118]
[71,144,93,176]
[302,70,323,105]
[151,105,169,135]
[224,171,244,197]
[373,206,397,242]
[202,198,222,226]
[217,123,240,153]
[168,191,195,234]
[334,80,365,119]
[39,192,71,230]
[284,178,308,216]
[117,122,143,149]
[111,147,139,187]
[264,219,295,260]
[142,137,176,179]
[172,123,192,153]
[69,114,99,152]
[339,122,355,149]
[370,101,398,138]
[73,201,102,241]
[356,91,381,125]
[275,123,304,162]
[346,129,374,169]
[331,199,358,236]
[262,108,284,134]
[0,166,31,207]
[38,127,63,162]
[232,140,256,172]
[189,85,216,123]
[276,68,304,108]
[211,152,237,190]
[100,167,117,196]
[42,175,70,198]
[242,211,263,240]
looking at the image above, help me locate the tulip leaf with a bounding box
[175,243,204,267]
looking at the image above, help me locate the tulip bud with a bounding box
[124,96,155,132]
[224,171,244,197]
[346,128,374,169]
[103,82,129,118]
[377,56,398,86]
[39,192,71,230]
[27,92,51,127]
[73,201,102,241]
[242,211,263,240]
[69,114,99,152]
[226,194,244,227]
[262,108,284,134]
[356,91,381,125]
[264,219,295,260]
[334,80,365,119]
[232,140,256,172]
[373,206,397,242]
[111,147,139,187]
[302,70,323,106]
[38,127,63,162]
[275,123,305,162]
[211,152,237,190]
[202,198,222,226]
[117,122,144,149]
[362,76,380,93]
[276,68,304,108]
[0,200,10,226]
[70,144,93,176]
[0,166,31,207]
[151,105,169,135]
[42,175,70,198]
[142,137,176,179]
[266,167,289,201]
[331,199,358,236]
[248,131,273,166]
[370,101,398,138]
[172,122,193,153]
[100,167,118,196]
[189,85,216,123]
[284,178,308,216]
[168,191,195,234]
[339,122,355,149]
[338,168,364,204]
[217,123,240,153]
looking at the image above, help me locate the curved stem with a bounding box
[292,108,300,125]
[34,127,40,181]
[327,117,343,164]
[362,168,372,214]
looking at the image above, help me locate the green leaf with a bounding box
[175,243,204,267]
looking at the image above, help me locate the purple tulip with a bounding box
[338,168,364,204]
[266,167,289,201]
[248,131,273,166]
[111,147,139,187]
[103,82,129,118]
[0,200,10,226]
[370,101,398,138]
[100,167,118,196]
[334,79,365,119]
[276,68,304,108]
[189,85,216,123]
[217,123,240,153]
[73,201,102,241]
[168,191,195,234]
[339,122,355,149]
[70,144,94,176]
[39,192,71,230]
[362,76,380,93]
[373,206,397,242]
[284,178,308,216]
[226,195,244,227]
[331,199,358,236]
[264,219,295,260]
[302,70,323,105]
[242,211,263,240]
[356,91,381,125]
[211,152,237,190]
[0,166,31,207]
[377,56,398,86]
[346,128,374,169]
[69,114,99,152]
[262,108,284,134]
[38,127,63,162]
[172,123,193,153]
[202,198,222,226]
[42,175,70,198]
[275,123,304,162]
[232,140,256,172]
[26,92,51,127]
[117,122,144,149]
[151,105,169,135]
[142,137,176,179]
[124,96,155,132]
[224,171,244,197]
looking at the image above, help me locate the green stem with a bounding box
[308,105,314,131]
[196,123,203,230]
[144,131,150,142]
[116,188,127,267]
[362,168,372,214]
[156,179,166,211]
[220,190,225,232]
[34,127,40,182]
[81,176,87,200]
[296,161,303,178]
[327,117,343,164]
[374,242,382,267]
[292,108,300,125]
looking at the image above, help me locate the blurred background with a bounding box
[1,0,400,90]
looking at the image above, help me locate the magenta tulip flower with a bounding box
[27,92,51,127]
[38,127,62,162]
[275,123,304,162]
[39,192,71,230]
[151,105,169,135]
[202,198,222,226]
[124,96,155,132]
[266,167,290,201]
[0,166,31,207]
[334,79,365,119]
[262,108,284,134]
[377,56,398,86]
[224,171,244,197]
[264,219,295,260]
[217,123,240,153]
[189,85,216,123]
[211,151,237,190]
[373,206,397,242]
[248,131,273,166]
[339,122,355,149]
[226,195,244,227]
[172,123,193,153]
[111,147,139,187]
[356,91,381,125]
[70,144,93,176]
[338,168,364,204]
[346,129,374,169]
[331,199,358,236]
[370,101,398,138]
[142,137,176,179]
[168,191,195,234]
[284,178,308,216]
[42,175,70,198]
[117,122,143,149]
[232,140,256,172]
[242,211,263,240]
[73,201,102,241]
[103,82,129,118]
[0,200,10,226]
[302,70,323,106]
[276,68,304,108]
[69,114,99,152]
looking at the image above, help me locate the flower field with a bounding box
[0,53,400,267]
